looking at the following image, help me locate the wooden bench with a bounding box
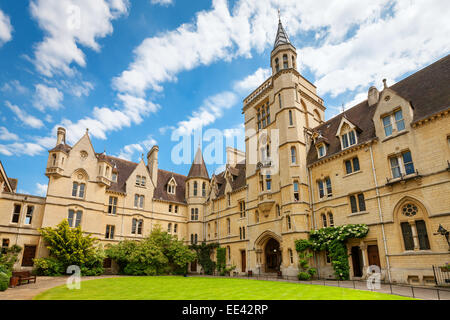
[12,271,36,286]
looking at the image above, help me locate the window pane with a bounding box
[415,220,430,250]
[402,151,415,175]
[72,182,78,197]
[289,110,293,125]
[318,181,324,198]
[345,160,352,174]
[349,131,356,145]
[394,110,405,131]
[350,196,357,213]
[75,211,82,227]
[68,209,74,227]
[390,157,401,178]
[383,116,392,136]
[328,213,334,227]
[352,157,360,171]
[342,134,349,148]
[357,193,366,211]
[326,178,332,196]
[321,214,327,227]
[401,222,415,250]
[139,196,144,208]
[78,184,85,198]
[134,194,138,207]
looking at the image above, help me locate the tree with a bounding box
[106,226,196,275]
[34,220,104,276]
[0,245,21,291]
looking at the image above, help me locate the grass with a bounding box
[33,276,414,300]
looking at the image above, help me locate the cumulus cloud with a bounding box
[174,91,238,136]
[5,101,45,129]
[0,9,13,46]
[150,0,173,6]
[0,142,45,156]
[233,68,271,93]
[116,136,157,161]
[30,0,129,77]
[35,183,48,196]
[33,84,64,111]
[1,80,28,95]
[0,127,19,141]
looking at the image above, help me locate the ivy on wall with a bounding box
[216,247,226,275]
[190,242,219,275]
[295,224,369,280]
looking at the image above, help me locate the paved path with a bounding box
[0,275,124,300]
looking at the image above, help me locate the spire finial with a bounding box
[383,78,387,89]
[278,8,281,22]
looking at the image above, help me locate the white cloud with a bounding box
[30,0,129,76]
[116,136,157,161]
[33,84,64,111]
[35,183,48,196]
[0,142,45,156]
[302,0,450,97]
[233,68,271,93]
[1,80,28,95]
[174,91,238,136]
[150,0,173,6]
[5,101,45,129]
[0,9,13,46]
[0,127,19,141]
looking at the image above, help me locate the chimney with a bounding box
[147,145,159,185]
[226,147,245,166]
[367,86,379,107]
[56,127,66,145]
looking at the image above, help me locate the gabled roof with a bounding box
[153,170,187,204]
[273,19,291,49]
[104,155,138,193]
[187,147,209,179]
[212,162,246,198]
[49,143,72,153]
[306,54,450,166]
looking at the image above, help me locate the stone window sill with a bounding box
[348,211,369,217]
[381,130,408,143]
[343,170,362,178]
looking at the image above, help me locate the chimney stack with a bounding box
[56,127,66,145]
[147,145,159,185]
[367,86,379,107]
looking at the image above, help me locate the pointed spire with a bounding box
[188,146,209,179]
[273,13,291,49]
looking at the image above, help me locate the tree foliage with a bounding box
[35,220,104,276]
[106,226,196,275]
[190,242,219,275]
[216,247,226,275]
[0,245,21,291]
[295,224,369,280]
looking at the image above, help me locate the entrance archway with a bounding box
[264,238,281,273]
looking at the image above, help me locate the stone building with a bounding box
[0,18,449,285]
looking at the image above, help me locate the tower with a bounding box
[242,15,326,276]
[186,146,209,244]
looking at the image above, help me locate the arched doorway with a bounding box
[264,238,281,273]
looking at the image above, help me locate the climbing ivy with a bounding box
[295,224,369,280]
[190,242,219,275]
[216,247,226,275]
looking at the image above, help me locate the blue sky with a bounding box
[0,0,449,196]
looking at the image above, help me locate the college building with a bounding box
[1,18,449,285]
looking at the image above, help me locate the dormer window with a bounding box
[337,120,358,150]
[112,173,117,182]
[341,130,356,149]
[382,109,405,137]
[167,178,176,194]
[317,144,326,158]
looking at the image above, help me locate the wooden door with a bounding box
[191,260,197,272]
[351,246,363,277]
[21,245,36,267]
[241,251,246,272]
[367,245,381,267]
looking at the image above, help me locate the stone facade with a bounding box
[0,19,449,285]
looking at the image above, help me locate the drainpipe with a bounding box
[307,166,320,277]
[369,143,392,283]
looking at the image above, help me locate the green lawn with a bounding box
[33,276,414,300]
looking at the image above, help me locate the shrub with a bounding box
[298,272,311,281]
[0,245,21,291]
[106,226,195,276]
[33,257,64,276]
[37,220,104,276]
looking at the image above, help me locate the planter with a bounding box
[9,276,19,288]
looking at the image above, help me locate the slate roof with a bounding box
[306,54,450,166]
[273,19,291,49]
[187,147,209,179]
[49,143,72,153]
[153,169,187,204]
[7,178,17,192]
[213,162,246,197]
